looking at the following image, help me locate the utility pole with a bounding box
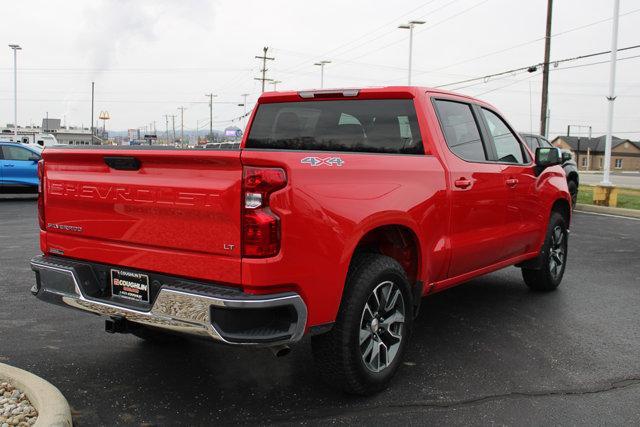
[601,0,620,187]
[241,93,250,115]
[255,47,275,93]
[9,44,21,141]
[205,93,217,142]
[163,114,170,144]
[91,81,95,143]
[270,80,282,91]
[567,124,592,170]
[171,115,176,144]
[314,60,331,88]
[540,0,553,137]
[398,21,425,85]
[178,106,186,147]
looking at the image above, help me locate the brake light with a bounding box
[242,166,287,257]
[37,159,45,230]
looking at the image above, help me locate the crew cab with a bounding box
[30,87,571,395]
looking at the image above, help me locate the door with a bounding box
[478,108,542,258]
[0,145,40,189]
[432,99,509,278]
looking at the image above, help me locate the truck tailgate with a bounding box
[41,148,242,284]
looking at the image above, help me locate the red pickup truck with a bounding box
[31,87,571,395]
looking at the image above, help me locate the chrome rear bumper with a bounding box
[30,256,307,346]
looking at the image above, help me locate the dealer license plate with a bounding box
[110,269,150,303]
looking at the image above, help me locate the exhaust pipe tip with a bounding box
[269,344,291,357]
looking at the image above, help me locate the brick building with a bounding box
[551,135,640,172]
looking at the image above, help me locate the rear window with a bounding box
[246,99,424,154]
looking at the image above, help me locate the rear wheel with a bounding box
[311,253,413,395]
[522,212,568,291]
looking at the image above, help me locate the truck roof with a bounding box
[258,86,484,104]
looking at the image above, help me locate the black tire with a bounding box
[131,325,185,344]
[522,212,568,291]
[311,253,414,395]
[568,180,578,209]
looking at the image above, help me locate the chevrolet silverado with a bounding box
[30,86,571,395]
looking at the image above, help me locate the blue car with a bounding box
[0,143,42,193]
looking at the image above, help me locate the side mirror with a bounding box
[561,151,572,162]
[535,147,562,169]
[29,156,40,163]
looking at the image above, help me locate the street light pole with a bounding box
[313,60,331,88]
[602,0,620,186]
[398,21,425,85]
[9,44,22,141]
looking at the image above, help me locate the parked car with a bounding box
[30,87,571,395]
[0,142,41,193]
[520,132,579,207]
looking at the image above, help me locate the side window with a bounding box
[2,146,37,161]
[539,137,553,148]
[481,109,525,164]
[433,100,486,162]
[523,135,539,151]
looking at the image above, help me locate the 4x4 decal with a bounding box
[300,156,345,167]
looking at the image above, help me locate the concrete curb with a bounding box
[0,363,72,427]
[575,203,640,219]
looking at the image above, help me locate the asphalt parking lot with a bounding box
[1,197,639,425]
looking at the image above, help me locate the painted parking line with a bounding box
[574,210,640,221]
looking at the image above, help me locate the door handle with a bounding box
[506,178,519,187]
[3,164,15,167]
[454,178,472,189]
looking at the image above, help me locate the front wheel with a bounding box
[311,253,413,395]
[522,212,568,291]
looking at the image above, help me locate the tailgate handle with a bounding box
[104,156,141,171]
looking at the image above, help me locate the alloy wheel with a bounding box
[549,225,566,280]
[359,280,406,373]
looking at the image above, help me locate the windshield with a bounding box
[246,99,423,154]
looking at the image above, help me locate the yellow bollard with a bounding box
[593,185,619,207]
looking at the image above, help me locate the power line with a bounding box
[315,0,465,64]
[415,6,640,78]
[274,0,447,75]
[447,53,640,93]
[472,71,540,97]
[340,0,491,65]
[436,44,640,90]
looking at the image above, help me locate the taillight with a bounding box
[37,159,45,230]
[242,166,287,257]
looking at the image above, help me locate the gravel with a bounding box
[0,382,38,427]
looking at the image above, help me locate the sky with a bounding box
[0,0,638,140]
